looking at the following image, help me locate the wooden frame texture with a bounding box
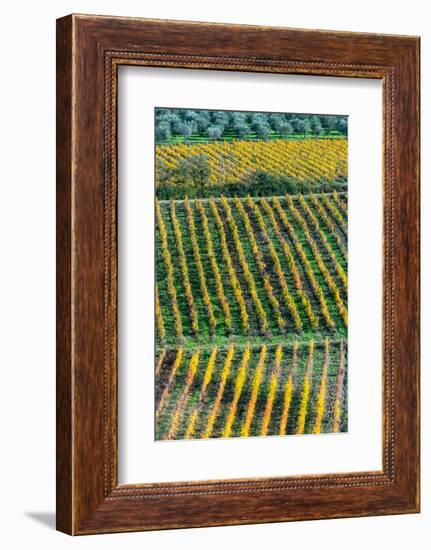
[56,14,420,535]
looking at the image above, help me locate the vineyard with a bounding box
[156,193,347,345]
[154,107,348,441]
[155,191,348,439]
[156,138,347,185]
[155,339,347,440]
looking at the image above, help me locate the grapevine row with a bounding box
[309,194,348,260]
[155,285,165,342]
[245,196,304,331]
[333,191,348,216]
[185,347,218,439]
[333,340,347,433]
[279,341,299,436]
[166,350,200,439]
[296,340,315,434]
[155,201,183,340]
[195,199,233,332]
[241,345,267,437]
[298,194,347,289]
[259,197,318,329]
[321,194,347,234]
[313,338,330,434]
[219,197,269,334]
[208,199,249,332]
[286,196,348,327]
[169,200,199,335]
[270,197,335,329]
[184,197,217,333]
[203,344,235,438]
[223,343,251,438]
[234,197,287,332]
[260,344,283,436]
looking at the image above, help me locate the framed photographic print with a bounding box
[56,14,420,535]
[152,106,349,443]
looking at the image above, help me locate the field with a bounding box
[157,138,347,185]
[156,340,347,440]
[155,191,348,439]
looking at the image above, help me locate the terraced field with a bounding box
[155,191,348,439]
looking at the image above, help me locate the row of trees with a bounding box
[155,108,348,143]
[156,155,347,200]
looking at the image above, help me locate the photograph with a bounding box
[0,3,419,542]
[154,107,349,441]
[0,0,424,543]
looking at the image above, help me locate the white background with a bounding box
[0,0,428,548]
[118,67,382,483]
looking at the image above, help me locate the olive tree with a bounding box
[278,121,293,137]
[234,122,251,139]
[303,120,312,136]
[206,125,224,140]
[255,122,272,140]
[176,154,211,192]
[155,122,171,142]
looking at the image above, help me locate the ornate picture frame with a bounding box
[56,14,420,534]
